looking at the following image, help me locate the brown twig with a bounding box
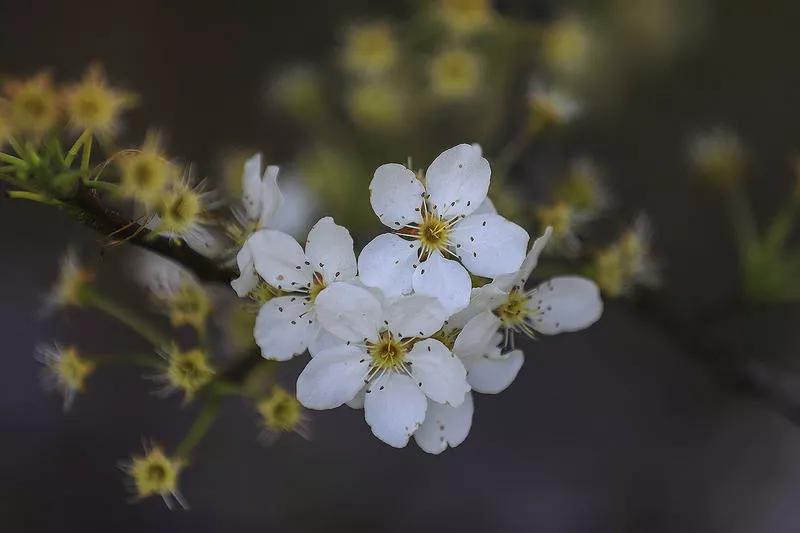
[65,182,235,283]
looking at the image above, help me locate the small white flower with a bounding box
[461,227,604,350]
[358,143,530,314]
[240,153,284,230]
[296,283,469,448]
[231,153,285,296]
[250,217,358,361]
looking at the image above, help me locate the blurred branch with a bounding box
[65,182,235,283]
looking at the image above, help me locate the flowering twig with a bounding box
[66,182,234,283]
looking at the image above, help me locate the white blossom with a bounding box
[460,226,603,349]
[358,143,530,314]
[296,283,469,448]
[231,153,285,296]
[251,217,358,361]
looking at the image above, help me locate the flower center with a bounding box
[308,272,327,302]
[367,331,407,371]
[417,212,452,254]
[495,289,529,327]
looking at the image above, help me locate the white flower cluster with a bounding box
[231,144,603,452]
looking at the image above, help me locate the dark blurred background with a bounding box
[3,1,800,531]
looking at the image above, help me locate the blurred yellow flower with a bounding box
[342,22,398,77]
[688,127,745,186]
[429,48,481,100]
[257,386,308,440]
[37,344,95,410]
[347,80,404,130]
[3,72,60,138]
[48,249,94,309]
[542,15,591,80]
[117,134,177,206]
[162,346,215,401]
[63,65,135,138]
[437,0,494,34]
[554,157,609,215]
[269,66,324,120]
[125,445,186,508]
[527,83,582,133]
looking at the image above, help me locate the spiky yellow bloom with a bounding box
[3,73,60,138]
[62,65,136,138]
[257,386,306,436]
[37,344,95,410]
[342,22,398,77]
[166,281,211,332]
[688,127,745,186]
[437,0,494,34]
[592,247,626,297]
[591,217,658,297]
[150,176,220,256]
[347,81,404,130]
[124,445,186,508]
[429,48,481,100]
[542,15,592,79]
[117,134,177,206]
[162,346,215,401]
[48,249,94,308]
[554,157,609,215]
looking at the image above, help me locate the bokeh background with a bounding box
[3,0,800,531]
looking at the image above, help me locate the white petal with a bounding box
[465,348,524,394]
[230,239,258,297]
[370,163,425,229]
[447,284,507,329]
[425,144,490,218]
[242,153,263,221]
[358,233,420,300]
[249,229,313,291]
[452,311,501,359]
[304,217,357,283]
[412,251,471,315]
[258,165,284,228]
[451,213,529,278]
[406,339,470,406]
[314,283,383,343]
[347,387,366,409]
[254,296,320,360]
[383,295,448,339]
[185,226,226,258]
[308,328,345,357]
[494,226,553,292]
[472,197,497,215]
[528,276,603,335]
[364,374,427,448]
[296,345,369,409]
[414,392,474,455]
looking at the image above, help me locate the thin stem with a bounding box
[80,287,170,347]
[175,395,221,460]
[81,132,93,174]
[7,137,26,158]
[82,179,118,192]
[0,152,28,168]
[6,190,62,206]
[64,130,91,167]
